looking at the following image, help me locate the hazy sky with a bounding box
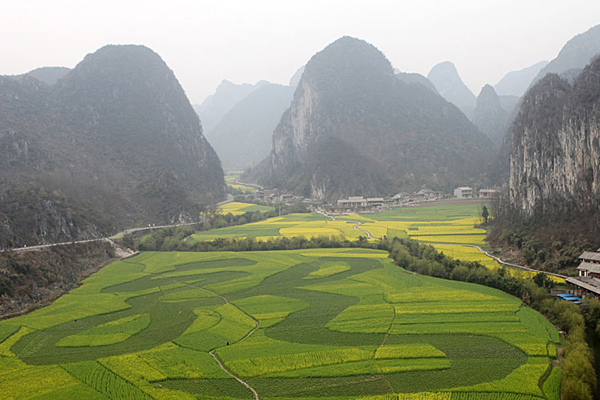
[1,0,599,104]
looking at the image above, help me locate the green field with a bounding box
[225,171,258,194]
[195,202,486,245]
[190,212,364,241]
[0,249,560,399]
[192,202,564,284]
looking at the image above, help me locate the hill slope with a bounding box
[208,83,294,169]
[494,61,548,97]
[473,85,508,147]
[508,56,600,220]
[0,45,224,247]
[532,24,600,86]
[195,80,266,133]
[253,37,492,199]
[427,61,476,119]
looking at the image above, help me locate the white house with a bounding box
[454,187,473,199]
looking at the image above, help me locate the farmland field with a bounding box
[0,249,560,399]
[218,201,275,216]
[197,202,486,244]
[193,202,565,283]
[225,171,259,194]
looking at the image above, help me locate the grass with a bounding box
[0,247,561,399]
[191,202,567,286]
[304,261,352,279]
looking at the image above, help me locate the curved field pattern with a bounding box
[0,249,560,399]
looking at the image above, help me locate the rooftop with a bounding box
[580,252,600,262]
[577,261,600,274]
[567,276,600,296]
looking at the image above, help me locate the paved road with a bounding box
[217,194,234,206]
[462,244,568,280]
[1,221,202,254]
[4,207,567,282]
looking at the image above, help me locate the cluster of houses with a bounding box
[247,184,600,301]
[566,250,600,299]
[331,190,442,214]
[454,187,498,199]
[244,186,499,214]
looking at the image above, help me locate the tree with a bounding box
[482,205,489,224]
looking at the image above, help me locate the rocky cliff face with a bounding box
[508,56,600,217]
[258,37,492,199]
[0,45,224,247]
[474,85,508,147]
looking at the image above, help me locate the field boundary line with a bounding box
[168,280,261,399]
[317,210,375,239]
[208,350,259,400]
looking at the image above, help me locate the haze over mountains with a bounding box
[532,24,600,87]
[0,45,224,247]
[193,67,306,169]
[473,85,508,147]
[194,80,268,134]
[249,37,492,200]
[486,23,600,185]
[1,22,600,248]
[427,61,477,120]
[494,61,549,97]
[207,83,294,169]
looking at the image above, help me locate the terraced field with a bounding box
[0,249,560,399]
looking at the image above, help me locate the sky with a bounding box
[1,0,599,104]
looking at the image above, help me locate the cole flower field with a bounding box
[0,247,560,399]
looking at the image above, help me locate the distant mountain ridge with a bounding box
[194,80,267,133]
[0,45,224,247]
[207,83,294,169]
[427,61,476,119]
[494,61,548,97]
[24,66,71,85]
[531,24,600,87]
[473,84,508,147]
[250,36,492,200]
[395,70,438,93]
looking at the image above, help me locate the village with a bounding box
[241,185,499,214]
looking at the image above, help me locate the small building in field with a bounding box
[366,197,385,207]
[479,189,499,198]
[566,249,600,298]
[337,196,368,212]
[454,187,473,199]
